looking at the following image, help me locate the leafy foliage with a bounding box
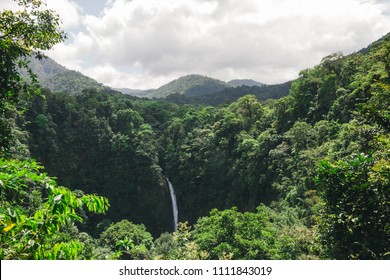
[0,159,109,259]
[316,153,390,259]
[0,0,66,106]
[24,89,172,236]
[0,0,65,155]
[99,219,153,260]
[152,222,209,260]
[1,1,389,259]
[193,207,286,259]
[164,82,291,106]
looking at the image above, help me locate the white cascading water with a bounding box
[166,178,178,232]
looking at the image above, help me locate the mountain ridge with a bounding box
[146,74,232,98]
[26,57,292,104]
[27,57,265,99]
[228,79,265,87]
[25,56,109,94]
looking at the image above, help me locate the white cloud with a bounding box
[3,0,390,89]
[0,0,83,29]
[46,0,83,29]
[0,0,18,10]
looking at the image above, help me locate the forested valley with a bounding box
[1,0,389,260]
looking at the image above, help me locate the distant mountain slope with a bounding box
[165,81,292,106]
[27,56,67,78]
[148,74,232,98]
[113,88,144,96]
[26,56,108,94]
[114,87,155,98]
[43,70,109,94]
[228,79,265,87]
[27,56,289,103]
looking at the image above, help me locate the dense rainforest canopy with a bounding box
[0,0,389,260]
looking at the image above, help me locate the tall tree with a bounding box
[0,0,65,154]
[316,153,390,259]
[0,0,66,104]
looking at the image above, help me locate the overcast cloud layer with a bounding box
[2,0,390,89]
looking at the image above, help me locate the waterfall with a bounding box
[166,178,178,232]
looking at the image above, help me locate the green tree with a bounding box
[316,154,390,259]
[151,222,209,260]
[0,158,109,259]
[0,0,65,155]
[0,0,66,105]
[99,219,153,260]
[193,206,292,260]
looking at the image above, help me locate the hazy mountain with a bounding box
[28,58,232,98]
[26,55,67,79]
[114,87,155,98]
[26,56,109,94]
[148,74,232,98]
[113,88,144,96]
[228,79,265,87]
[27,56,287,103]
[43,70,110,94]
[165,81,292,106]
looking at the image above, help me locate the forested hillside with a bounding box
[1,0,389,260]
[148,74,231,98]
[24,56,110,94]
[164,81,291,105]
[27,58,291,104]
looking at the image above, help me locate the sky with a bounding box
[1,0,390,89]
